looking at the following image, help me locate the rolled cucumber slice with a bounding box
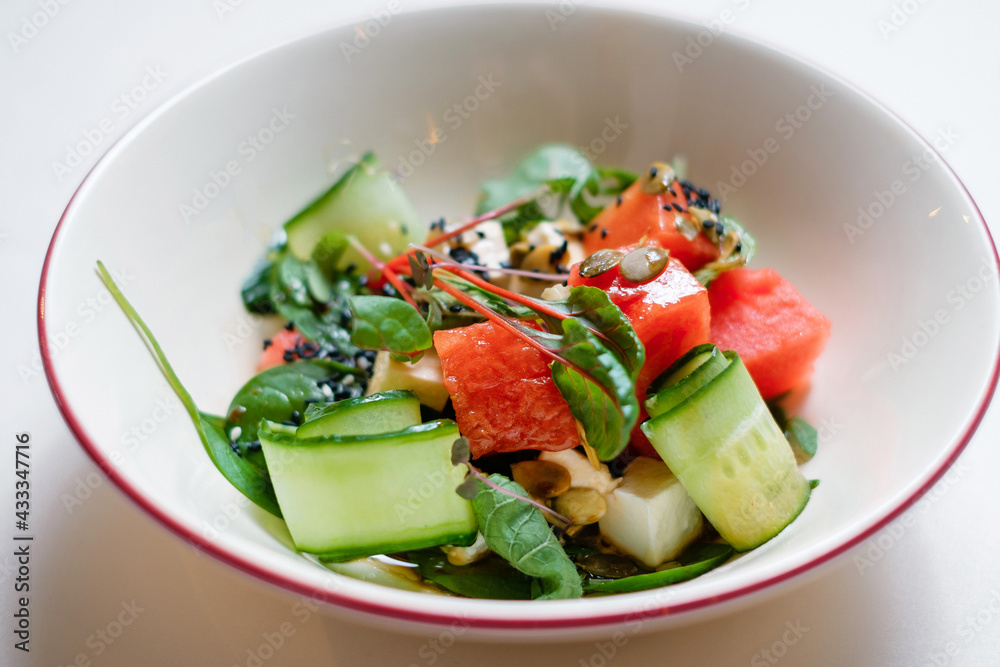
[296,390,421,438]
[641,349,810,551]
[645,344,729,418]
[284,152,424,266]
[260,419,477,561]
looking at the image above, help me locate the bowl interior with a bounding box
[41,4,999,634]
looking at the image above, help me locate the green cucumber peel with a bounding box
[582,543,733,594]
[96,261,282,517]
[471,474,583,600]
[225,359,362,467]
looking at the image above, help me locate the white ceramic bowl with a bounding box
[40,4,999,639]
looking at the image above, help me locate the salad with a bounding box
[99,144,830,600]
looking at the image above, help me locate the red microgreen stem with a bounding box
[423,189,546,249]
[347,235,419,309]
[461,463,572,528]
[409,244,568,282]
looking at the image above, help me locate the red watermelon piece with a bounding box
[709,267,831,400]
[434,322,581,458]
[569,256,711,456]
[581,179,721,272]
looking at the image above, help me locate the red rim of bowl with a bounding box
[37,6,1000,631]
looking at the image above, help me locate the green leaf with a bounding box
[403,550,533,600]
[225,360,362,468]
[96,261,282,517]
[349,295,433,355]
[471,474,583,600]
[199,413,282,516]
[476,144,636,244]
[539,286,645,379]
[786,416,819,461]
[547,319,640,461]
[583,543,733,594]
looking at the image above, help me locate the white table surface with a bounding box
[4,0,999,664]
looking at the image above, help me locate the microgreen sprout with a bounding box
[449,438,572,528]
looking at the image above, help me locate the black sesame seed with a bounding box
[702,219,714,229]
[284,321,295,331]
[290,410,302,424]
[476,230,486,239]
[549,240,568,265]
[345,263,357,275]
[672,203,684,212]
[282,351,296,363]
[246,441,262,452]
[735,242,742,253]
[667,187,677,197]
[262,338,273,350]
[715,222,725,235]
[587,223,598,233]
[649,166,658,177]
[448,304,464,313]
[616,195,623,207]
[662,205,671,211]
[601,228,609,239]
[229,442,242,456]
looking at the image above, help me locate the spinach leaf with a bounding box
[547,319,640,461]
[348,295,433,357]
[767,399,819,463]
[402,550,533,600]
[582,543,733,594]
[96,261,282,517]
[240,243,362,356]
[199,413,282,516]
[471,474,583,600]
[476,144,636,244]
[226,360,362,468]
[539,286,645,379]
[787,417,819,457]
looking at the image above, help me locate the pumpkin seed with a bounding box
[510,460,572,499]
[640,161,676,195]
[579,249,625,278]
[619,246,670,283]
[576,553,639,579]
[553,487,607,525]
